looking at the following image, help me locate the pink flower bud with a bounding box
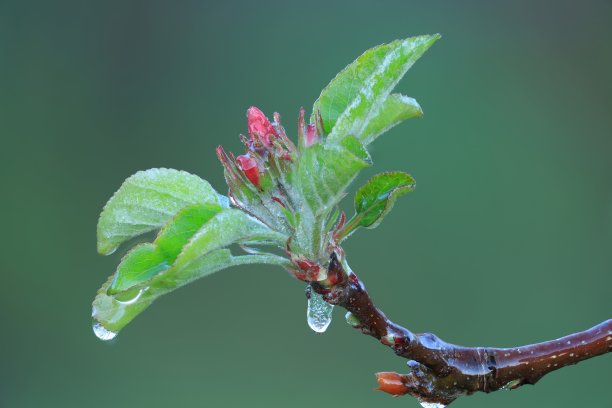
[305,123,319,147]
[236,154,260,187]
[247,106,277,147]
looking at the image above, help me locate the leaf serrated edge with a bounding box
[97,168,219,255]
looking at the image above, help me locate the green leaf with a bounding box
[107,204,223,294]
[109,243,170,294]
[339,134,372,165]
[312,41,399,135]
[312,35,439,144]
[154,204,222,261]
[93,249,290,337]
[291,137,371,257]
[295,137,371,216]
[168,208,288,277]
[324,206,341,234]
[360,93,423,144]
[93,208,290,336]
[97,168,222,255]
[344,172,415,236]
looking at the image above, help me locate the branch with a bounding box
[312,252,612,406]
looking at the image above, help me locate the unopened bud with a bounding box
[374,372,409,396]
[247,106,277,147]
[305,123,319,147]
[236,155,260,187]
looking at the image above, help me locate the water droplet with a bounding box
[93,321,117,341]
[418,401,446,408]
[115,287,146,305]
[306,286,333,333]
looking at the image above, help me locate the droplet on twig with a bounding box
[306,285,333,333]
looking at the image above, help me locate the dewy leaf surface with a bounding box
[155,204,222,261]
[97,168,221,255]
[360,93,422,144]
[109,243,170,294]
[92,35,441,339]
[292,137,371,257]
[312,35,439,144]
[312,41,398,135]
[294,137,371,217]
[107,204,222,294]
[352,171,416,230]
[168,208,288,276]
[93,208,290,335]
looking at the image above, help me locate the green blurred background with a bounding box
[1,0,610,407]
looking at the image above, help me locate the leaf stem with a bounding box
[334,215,362,242]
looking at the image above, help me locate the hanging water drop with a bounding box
[93,321,117,341]
[418,401,446,408]
[306,285,333,333]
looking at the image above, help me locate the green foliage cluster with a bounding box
[93,35,440,337]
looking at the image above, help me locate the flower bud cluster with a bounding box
[216,106,334,279]
[216,106,321,238]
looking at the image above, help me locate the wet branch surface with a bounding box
[312,253,612,406]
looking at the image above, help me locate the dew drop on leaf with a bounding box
[306,286,333,333]
[115,287,146,305]
[93,321,117,341]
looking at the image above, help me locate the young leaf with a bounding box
[97,168,222,255]
[312,35,439,144]
[93,208,290,335]
[168,208,288,274]
[360,94,423,145]
[312,41,399,135]
[339,172,415,240]
[108,243,170,294]
[107,204,223,294]
[292,137,371,257]
[154,204,222,261]
[295,136,371,217]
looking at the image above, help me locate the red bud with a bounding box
[295,258,321,281]
[375,372,409,396]
[247,106,277,147]
[305,123,319,147]
[236,155,260,187]
[291,269,308,281]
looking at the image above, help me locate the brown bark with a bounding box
[312,252,612,406]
